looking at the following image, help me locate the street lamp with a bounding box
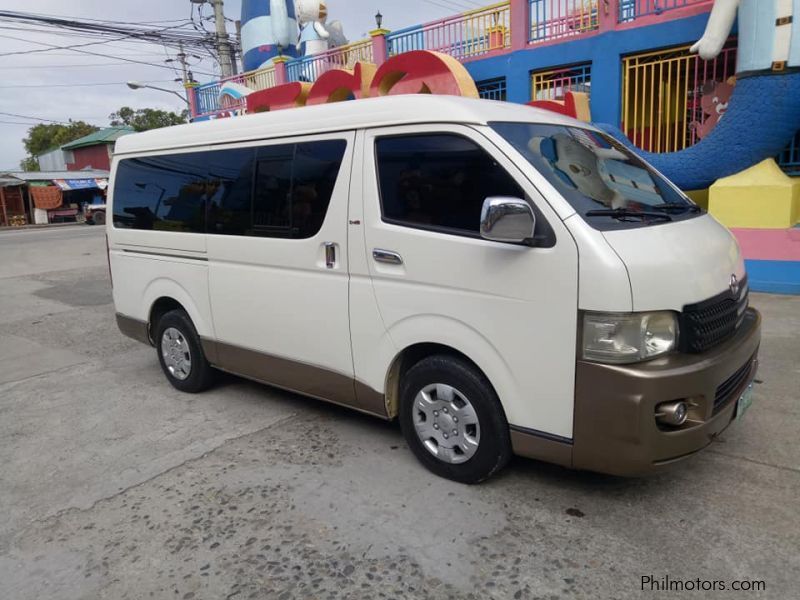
[127,81,189,106]
[375,11,383,29]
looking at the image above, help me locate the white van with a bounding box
[109,96,760,483]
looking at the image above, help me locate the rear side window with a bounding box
[113,139,347,239]
[375,134,524,235]
[112,152,214,233]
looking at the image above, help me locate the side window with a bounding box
[252,144,295,237]
[113,152,214,232]
[250,140,347,239]
[375,134,524,234]
[115,139,348,239]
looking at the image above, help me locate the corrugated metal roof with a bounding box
[0,175,23,188]
[61,126,134,151]
[0,169,109,182]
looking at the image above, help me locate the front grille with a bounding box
[680,277,749,354]
[714,356,755,414]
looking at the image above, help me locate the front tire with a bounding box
[154,309,215,393]
[399,355,512,484]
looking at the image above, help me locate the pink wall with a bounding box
[732,228,800,262]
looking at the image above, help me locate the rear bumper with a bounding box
[571,308,761,476]
[116,313,152,346]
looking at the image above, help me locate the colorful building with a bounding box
[188,0,800,293]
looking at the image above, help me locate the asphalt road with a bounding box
[0,225,798,599]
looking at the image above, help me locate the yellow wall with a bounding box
[709,159,800,229]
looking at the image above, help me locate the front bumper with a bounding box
[571,308,762,476]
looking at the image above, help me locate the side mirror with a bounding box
[480,197,536,244]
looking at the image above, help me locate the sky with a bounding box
[0,0,485,171]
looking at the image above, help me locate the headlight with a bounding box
[582,311,678,364]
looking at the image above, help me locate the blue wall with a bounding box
[464,14,711,125]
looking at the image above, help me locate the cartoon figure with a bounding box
[691,0,799,74]
[598,0,800,190]
[690,79,736,140]
[240,0,299,72]
[326,19,349,51]
[296,0,330,57]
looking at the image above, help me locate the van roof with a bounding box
[114,95,594,156]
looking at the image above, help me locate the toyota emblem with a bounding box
[730,274,740,297]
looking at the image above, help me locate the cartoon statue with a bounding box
[296,0,330,56]
[240,0,299,72]
[690,0,798,72]
[599,0,800,190]
[690,79,735,140]
[326,20,349,50]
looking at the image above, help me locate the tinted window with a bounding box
[375,134,524,234]
[490,122,700,231]
[113,152,216,232]
[114,140,347,239]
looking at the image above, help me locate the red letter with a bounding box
[246,82,311,113]
[369,50,479,99]
[306,62,378,105]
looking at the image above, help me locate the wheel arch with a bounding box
[382,326,515,422]
[141,278,214,343]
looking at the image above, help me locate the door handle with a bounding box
[372,249,403,265]
[325,242,336,269]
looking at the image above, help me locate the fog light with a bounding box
[656,401,689,427]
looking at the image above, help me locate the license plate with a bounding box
[736,383,754,420]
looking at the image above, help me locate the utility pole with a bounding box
[235,19,243,73]
[211,0,237,77]
[177,41,189,84]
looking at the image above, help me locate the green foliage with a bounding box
[20,121,98,171]
[109,106,189,132]
[19,156,40,171]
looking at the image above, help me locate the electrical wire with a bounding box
[0,62,148,69]
[0,80,179,89]
[0,10,230,57]
[0,33,218,77]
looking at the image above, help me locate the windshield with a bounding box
[490,122,702,230]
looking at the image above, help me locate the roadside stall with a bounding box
[0,175,28,227]
[0,170,109,225]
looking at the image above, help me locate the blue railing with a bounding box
[386,25,426,55]
[194,81,222,115]
[619,0,712,23]
[477,77,507,101]
[529,0,600,43]
[778,131,800,176]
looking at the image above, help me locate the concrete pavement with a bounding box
[0,226,798,599]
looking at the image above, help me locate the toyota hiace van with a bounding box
[109,96,760,483]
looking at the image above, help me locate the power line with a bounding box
[0,112,104,128]
[0,23,204,58]
[0,33,218,77]
[0,11,229,57]
[0,120,44,126]
[0,110,72,124]
[0,79,178,89]
[0,62,148,69]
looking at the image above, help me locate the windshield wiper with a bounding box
[651,203,704,213]
[585,208,673,222]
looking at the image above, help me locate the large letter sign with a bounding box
[246,50,479,113]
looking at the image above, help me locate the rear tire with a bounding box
[154,309,215,393]
[399,355,512,484]
[92,211,106,226]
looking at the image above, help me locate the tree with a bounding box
[109,106,189,132]
[20,121,99,171]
